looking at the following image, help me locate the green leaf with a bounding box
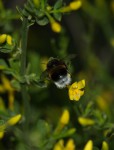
[0,59,8,68]
[24,3,34,15]
[9,59,20,73]
[53,12,62,21]
[16,6,24,17]
[11,79,21,90]
[53,0,62,21]
[36,17,49,26]
[0,46,13,53]
[54,0,63,10]
[36,80,48,88]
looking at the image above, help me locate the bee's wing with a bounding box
[37,70,49,88]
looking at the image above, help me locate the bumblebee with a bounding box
[39,57,72,88]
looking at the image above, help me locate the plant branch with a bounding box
[20,17,30,129]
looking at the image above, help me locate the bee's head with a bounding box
[47,58,60,69]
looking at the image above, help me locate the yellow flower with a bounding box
[53,140,64,150]
[6,114,21,126]
[65,139,75,150]
[0,34,13,45]
[78,117,95,126]
[0,132,4,139]
[83,140,93,150]
[61,0,82,12]
[101,141,109,150]
[0,34,7,44]
[96,96,109,112]
[69,1,82,10]
[1,75,15,110]
[0,114,22,139]
[68,80,85,101]
[54,109,70,133]
[1,75,14,92]
[60,109,70,125]
[6,35,12,45]
[51,21,61,33]
[53,139,75,150]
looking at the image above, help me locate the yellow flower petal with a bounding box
[60,109,70,125]
[71,82,78,88]
[53,140,64,150]
[77,79,85,89]
[101,141,109,150]
[65,139,75,150]
[7,114,21,126]
[78,117,95,126]
[51,22,61,33]
[96,96,108,112]
[0,34,7,44]
[6,35,12,45]
[0,132,4,139]
[69,1,82,10]
[83,140,93,150]
[2,75,13,92]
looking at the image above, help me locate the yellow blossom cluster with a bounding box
[0,34,12,45]
[53,139,109,150]
[53,139,75,150]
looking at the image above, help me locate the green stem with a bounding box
[20,17,30,129]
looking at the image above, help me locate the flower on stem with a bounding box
[0,114,22,139]
[83,140,93,150]
[78,117,95,126]
[53,139,75,150]
[101,141,109,150]
[46,12,62,33]
[61,0,82,13]
[54,109,70,134]
[68,80,85,101]
[65,139,75,150]
[51,21,62,33]
[69,0,82,10]
[59,109,70,125]
[6,35,12,45]
[6,114,22,126]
